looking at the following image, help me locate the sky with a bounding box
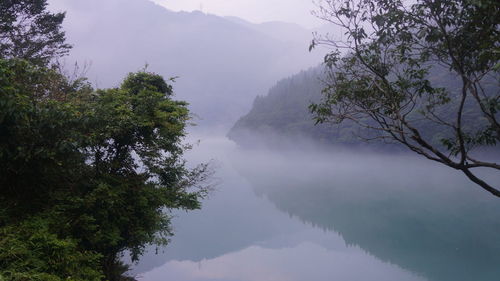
[150,0,323,28]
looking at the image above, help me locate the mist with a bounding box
[10,0,497,280]
[54,0,499,279]
[47,0,326,132]
[129,135,500,281]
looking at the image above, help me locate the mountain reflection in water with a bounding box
[134,136,500,281]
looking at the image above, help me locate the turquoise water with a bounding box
[133,137,500,281]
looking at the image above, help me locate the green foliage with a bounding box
[0,0,71,65]
[309,0,500,195]
[0,58,210,280]
[0,216,103,281]
[0,59,89,214]
[228,67,371,147]
[1,1,210,279]
[228,66,445,148]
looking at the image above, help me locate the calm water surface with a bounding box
[132,136,500,281]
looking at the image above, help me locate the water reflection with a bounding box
[133,137,500,281]
[140,242,426,281]
[231,146,500,281]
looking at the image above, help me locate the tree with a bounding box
[310,0,500,196]
[0,59,211,280]
[0,216,104,281]
[1,1,212,279]
[0,0,71,65]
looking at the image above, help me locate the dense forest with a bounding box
[227,67,368,148]
[226,68,396,148]
[228,66,496,150]
[0,1,210,280]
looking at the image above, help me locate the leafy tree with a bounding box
[0,0,71,65]
[0,216,103,281]
[0,1,211,279]
[310,0,500,196]
[0,59,211,280]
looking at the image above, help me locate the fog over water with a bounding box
[130,135,500,281]
[41,1,500,280]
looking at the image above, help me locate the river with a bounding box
[131,135,500,281]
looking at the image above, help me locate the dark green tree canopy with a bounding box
[0,1,211,280]
[310,0,500,196]
[0,0,71,65]
[0,59,211,280]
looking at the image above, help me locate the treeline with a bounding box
[228,65,493,150]
[0,1,209,280]
[228,67,382,148]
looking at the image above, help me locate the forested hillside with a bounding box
[228,66,496,150]
[228,67,373,148]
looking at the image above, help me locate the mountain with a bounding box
[227,66,374,148]
[224,16,313,44]
[47,0,324,130]
[227,64,497,150]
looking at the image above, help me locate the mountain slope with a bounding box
[228,65,497,150]
[47,0,323,129]
[227,67,369,148]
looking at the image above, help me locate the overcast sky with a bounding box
[150,0,323,28]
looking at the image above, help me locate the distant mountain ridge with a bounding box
[223,16,314,44]
[47,0,324,129]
